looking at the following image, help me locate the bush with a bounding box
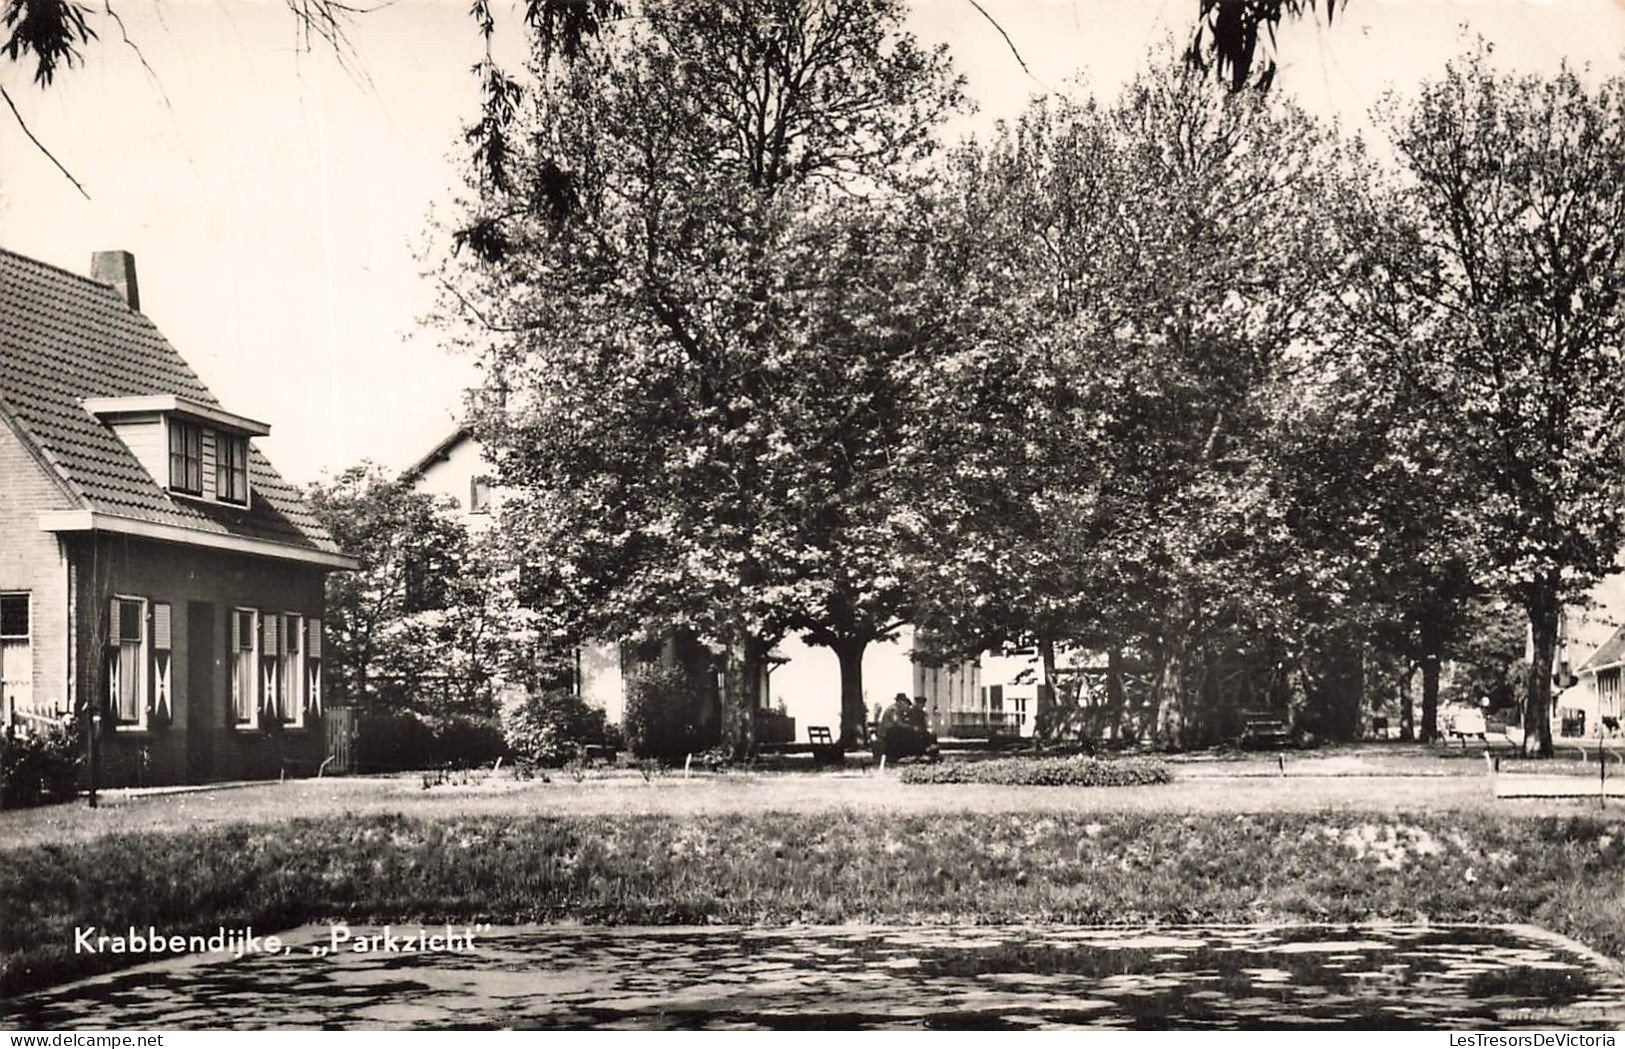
[432,718,510,767]
[356,714,512,771]
[898,754,1172,787]
[623,662,709,763]
[354,714,437,771]
[501,688,608,768]
[1,725,81,809]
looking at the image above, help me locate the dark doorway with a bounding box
[186,601,216,783]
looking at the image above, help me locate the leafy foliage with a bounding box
[501,687,608,768]
[0,725,79,809]
[1348,48,1625,754]
[307,464,515,722]
[441,0,966,752]
[621,662,711,763]
[1186,0,1341,92]
[897,754,1172,787]
[910,51,1354,744]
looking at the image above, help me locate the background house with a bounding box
[1557,572,1625,737]
[0,248,356,786]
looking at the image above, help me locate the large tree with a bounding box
[909,53,1352,745]
[442,0,964,753]
[1356,49,1625,757]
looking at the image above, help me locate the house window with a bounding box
[109,596,146,726]
[261,613,282,720]
[231,609,258,726]
[1601,668,1622,720]
[282,613,304,726]
[217,434,250,505]
[168,419,203,495]
[306,617,323,718]
[470,476,493,514]
[0,593,31,718]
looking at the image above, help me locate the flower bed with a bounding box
[898,755,1172,787]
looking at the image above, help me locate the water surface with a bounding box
[8,924,1623,1029]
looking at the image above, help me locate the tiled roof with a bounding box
[1579,624,1625,674]
[0,248,340,556]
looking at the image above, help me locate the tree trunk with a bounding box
[1419,655,1441,743]
[834,636,868,748]
[1524,584,1559,759]
[1153,638,1186,748]
[1106,647,1126,741]
[1399,665,1415,742]
[1037,637,1059,742]
[720,634,762,762]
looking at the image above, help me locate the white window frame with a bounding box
[0,591,33,719]
[470,475,493,514]
[231,607,260,730]
[167,417,204,496]
[282,612,305,728]
[110,594,148,730]
[217,432,252,507]
[260,612,282,721]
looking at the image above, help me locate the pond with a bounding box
[8,924,1624,1029]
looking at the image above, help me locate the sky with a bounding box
[2,0,1623,485]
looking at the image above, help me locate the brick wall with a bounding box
[0,418,72,716]
[71,533,331,787]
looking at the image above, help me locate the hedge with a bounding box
[898,754,1172,787]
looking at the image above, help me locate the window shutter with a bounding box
[231,611,241,653]
[262,613,280,656]
[108,598,119,648]
[153,603,172,651]
[307,618,322,659]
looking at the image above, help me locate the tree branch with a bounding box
[1,84,89,199]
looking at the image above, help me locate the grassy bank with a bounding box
[3,810,1623,997]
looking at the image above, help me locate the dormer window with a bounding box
[217,434,249,505]
[169,419,204,495]
[84,395,269,509]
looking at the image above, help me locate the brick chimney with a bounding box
[90,251,140,311]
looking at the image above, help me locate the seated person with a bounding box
[875,693,938,761]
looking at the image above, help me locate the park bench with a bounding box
[807,725,843,766]
[582,743,618,765]
[1239,710,1291,750]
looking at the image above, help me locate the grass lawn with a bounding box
[3,744,1623,1000]
[3,808,1623,999]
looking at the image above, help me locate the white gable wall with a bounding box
[410,435,501,531]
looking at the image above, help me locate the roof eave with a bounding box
[401,426,472,481]
[82,395,272,437]
[39,510,358,570]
